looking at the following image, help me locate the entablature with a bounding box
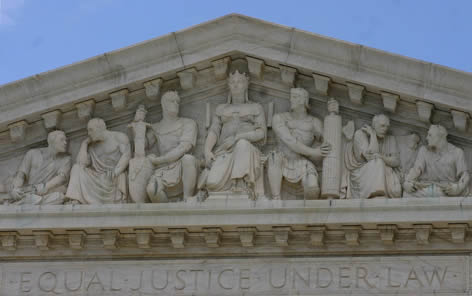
[0,198,471,259]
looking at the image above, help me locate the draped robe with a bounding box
[15,148,71,205]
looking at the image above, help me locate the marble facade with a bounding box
[1,14,472,295]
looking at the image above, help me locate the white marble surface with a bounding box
[0,197,471,230]
[0,255,466,295]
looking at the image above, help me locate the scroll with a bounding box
[321,98,342,198]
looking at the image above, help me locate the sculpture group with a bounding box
[1,70,469,205]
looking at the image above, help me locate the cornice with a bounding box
[0,14,471,132]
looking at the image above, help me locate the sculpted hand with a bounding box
[147,154,164,166]
[319,142,331,157]
[9,187,24,200]
[364,151,380,161]
[403,180,416,193]
[204,150,215,167]
[443,183,461,196]
[361,125,375,136]
[113,167,122,178]
[327,99,339,114]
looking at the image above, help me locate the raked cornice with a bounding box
[0,13,471,133]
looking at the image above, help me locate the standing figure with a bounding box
[128,105,152,158]
[7,130,71,205]
[203,70,267,198]
[344,114,402,199]
[128,105,154,203]
[145,91,198,203]
[403,124,470,197]
[268,88,331,200]
[66,118,131,204]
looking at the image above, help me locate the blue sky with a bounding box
[1,0,471,85]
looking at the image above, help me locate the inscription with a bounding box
[0,256,466,295]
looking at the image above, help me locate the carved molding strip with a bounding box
[0,222,470,258]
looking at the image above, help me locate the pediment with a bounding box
[1,15,472,295]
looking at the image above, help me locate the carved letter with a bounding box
[151,270,169,290]
[355,267,375,288]
[130,270,143,291]
[316,268,333,288]
[86,272,105,291]
[338,267,351,288]
[292,268,310,289]
[190,270,203,290]
[239,269,251,290]
[19,272,32,293]
[217,269,234,290]
[269,268,287,289]
[110,270,122,291]
[64,271,83,292]
[404,268,423,288]
[423,267,447,287]
[386,267,400,288]
[175,270,186,290]
[38,272,58,293]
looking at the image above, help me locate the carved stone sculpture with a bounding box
[202,70,266,198]
[268,88,331,200]
[344,114,402,199]
[66,118,131,204]
[321,98,343,198]
[128,105,154,203]
[403,124,470,197]
[145,91,198,203]
[1,130,71,205]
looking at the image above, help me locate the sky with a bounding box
[1,0,471,86]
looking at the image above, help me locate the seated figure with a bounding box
[145,91,199,202]
[344,114,402,198]
[404,124,470,197]
[7,130,71,205]
[66,118,131,204]
[203,70,266,198]
[268,88,331,200]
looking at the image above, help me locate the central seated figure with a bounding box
[202,70,266,198]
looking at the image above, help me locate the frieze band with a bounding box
[0,70,469,205]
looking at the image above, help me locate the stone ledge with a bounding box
[0,198,470,257]
[0,197,470,230]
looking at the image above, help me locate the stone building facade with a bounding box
[0,14,471,295]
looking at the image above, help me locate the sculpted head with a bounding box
[427,124,448,150]
[290,88,309,110]
[134,105,147,122]
[372,114,390,138]
[161,91,180,117]
[87,118,107,142]
[48,130,67,153]
[227,70,249,103]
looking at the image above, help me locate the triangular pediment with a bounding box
[0,15,472,295]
